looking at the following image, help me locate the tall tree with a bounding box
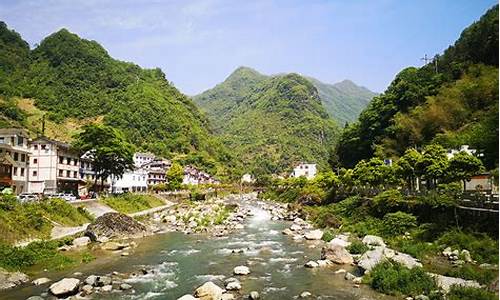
[447,151,485,190]
[73,124,134,192]
[166,162,184,191]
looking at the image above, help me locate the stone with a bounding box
[121,252,129,256]
[316,260,332,267]
[194,281,224,300]
[221,293,235,300]
[383,248,396,259]
[163,215,176,223]
[26,297,44,300]
[0,269,29,290]
[85,212,146,241]
[415,295,430,300]
[344,272,356,281]
[304,229,323,240]
[362,235,385,247]
[392,253,422,269]
[81,284,93,295]
[177,295,198,300]
[282,229,293,235]
[120,283,132,290]
[352,277,363,284]
[429,273,481,293]
[249,291,260,299]
[290,224,302,231]
[225,281,241,290]
[233,265,251,275]
[461,249,472,262]
[358,247,386,272]
[304,261,319,268]
[84,275,98,286]
[49,278,80,297]
[96,276,112,287]
[329,238,351,248]
[320,244,354,265]
[32,277,51,286]
[442,247,452,257]
[102,241,128,251]
[101,285,113,292]
[334,269,346,274]
[73,236,91,247]
[300,291,312,298]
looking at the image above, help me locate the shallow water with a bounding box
[2,199,394,300]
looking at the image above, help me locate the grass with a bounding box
[447,286,498,300]
[436,230,499,264]
[0,196,94,244]
[346,240,369,254]
[100,193,165,214]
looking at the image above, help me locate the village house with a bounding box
[0,129,31,194]
[110,168,148,193]
[28,137,83,195]
[183,165,219,185]
[141,158,171,186]
[134,152,155,168]
[291,163,317,179]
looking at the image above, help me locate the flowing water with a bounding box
[2,199,394,300]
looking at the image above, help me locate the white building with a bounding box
[241,173,255,183]
[183,165,219,185]
[142,159,171,186]
[0,129,31,194]
[110,168,148,193]
[134,152,155,168]
[291,163,317,179]
[447,145,477,159]
[29,137,82,195]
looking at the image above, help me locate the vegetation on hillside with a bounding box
[100,194,165,214]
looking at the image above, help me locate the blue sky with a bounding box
[0,0,496,95]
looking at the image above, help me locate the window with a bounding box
[21,154,25,162]
[17,136,23,146]
[41,144,46,150]
[73,171,77,178]
[32,170,37,177]
[33,144,38,150]
[10,137,14,145]
[0,137,4,144]
[13,167,17,176]
[13,153,18,161]
[33,158,38,164]
[66,170,70,178]
[59,156,64,164]
[133,176,135,181]
[20,168,24,176]
[74,159,78,166]
[59,170,63,177]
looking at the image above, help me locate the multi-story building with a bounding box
[142,159,171,186]
[291,163,317,179]
[110,168,148,193]
[133,152,155,168]
[28,137,82,195]
[182,165,219,185]
[0,129,31,194]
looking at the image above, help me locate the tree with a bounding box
[353,157,396,189]
[447,151,485,190]
[166,162,184,191]
[73,124,134,192]
[396,148,423,192]
[416,144,449,189]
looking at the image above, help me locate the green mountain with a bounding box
[194,68,339,176]
[306,77,377,125]
[336,5,499,169]
[0,25,229,176]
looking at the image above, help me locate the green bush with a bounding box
[371,189,404,216]
[437,230,498,264]
[101,194,164,214]
[382,211,417,235]
[0,240,74,271]
[447,286,497,300]
[388,237,438,260]
[444,264,498,285]
[369,261,437,296]
[304,205,342,228]
[346,240,369,254]
[321,229,335,242]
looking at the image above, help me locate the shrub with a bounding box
[437,230,498,264]
[371,189,404,216]
[382,211,417,235]
[321,229,335,242]
[389,237,438,260]
[347,240,369,254]
[447,286,497,300]
[0,240,74,271]
[444,264,498,285]
[369,261,437,296]
[304,205,342,228]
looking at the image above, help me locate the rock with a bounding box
[429,273,481,293]
[120,283,132,290]
[304,229,323,240]
[290,224,302,231]
[49,278,80,297]
[316,260,332,267]
[96,276,112,287]
[73,236,91,247]
[320,244,354,265]
[335,269,346,274]
[358,247,386,272]
[177,295,198,300]
[101,284,113,292]
[282,229,293,235]
[479,263,497,270]
[249,291,260,299]
[304,261,319,268]
[81,284,93,295]
[226,281,241,290]
[461,249,472,262]
[329,238,351,248]
[26,296,44,300]
[121,252,130,256]
[194,281,224,300]
[162,215,176,223]
[84,275,98,286]
[102,241,128,251]
[352,277,363,284]
[392,252,422,269]
[0,268,29,290]
[233,265,251,275]
[415,295,429,300]
[85,212,146,241]
[32,277,51,286]
[362,235,385,247]
[383,248,395,259]
[300,291,312,298]
[344,272,356,281]
[221,293,235,300]
[442,247,452,257]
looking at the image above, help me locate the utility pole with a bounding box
[41,114,46,136]
[421,54,439,74]
[421,54,432,65]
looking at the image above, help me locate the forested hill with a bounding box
[195,70,339,177]
[336,5,499,169]
[0,24,230,176]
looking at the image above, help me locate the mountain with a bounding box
[306,77,377,125]
[194,68,339,176]
[336,5,499,169]
[0,25,229,176]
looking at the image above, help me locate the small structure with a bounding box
[447,145,478,159]
[183,165,219,185]
[464,173,498,194]
[142,159,171,186]
[291,163,317,179]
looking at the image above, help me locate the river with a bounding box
[2,198,394,300]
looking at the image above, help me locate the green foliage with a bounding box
[437,230,499,264]
[166,162,184,190]
[0,240,74,271]
[447,151,485,184]
[371,189,405,216]
[346,240,369,254]
[382,211,417,235]
[321,229,335,242]
[369,261,437,296]
[447,286,498,300]
[100,194,164,214]
[444,264,498,285]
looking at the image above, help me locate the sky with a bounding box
[0,0,496,95]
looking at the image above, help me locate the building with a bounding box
[133,152,155,168]
[0,129,31,194]
[291,163,317,179]
[447,145,478,159]
[110,168,148,193]
[183,165,219,185]
[464,173,498,193]
[142,159,171,186]
[28,137,82,195]
[241,173,255,183]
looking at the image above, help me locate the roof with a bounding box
[31,136,72,149]
[0,128,30,137]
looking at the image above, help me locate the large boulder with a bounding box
[233,265,251,275]
[177,295,198,300]
[0,268,29,290]
[194,281,224,300]
[320,244,354,264]
[49,278,80,297]
[85,212,147,241]
[362,235,385,247]
[304,230,323,240]
[429,273,481,293]
[392,252,422,269]
[358,247,386,272]
[329,238,351,248]
[72,236,91,247]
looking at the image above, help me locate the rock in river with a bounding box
[304,229,323,240]
[49,278,80,297]
[233,265,251,275]
[85,212,146,241]
[358,247,386,272]
[194,281,224,300]
[32,277,51,286]
[0,268,29,290]
[321,244,354,265]
[72,236,91,247]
